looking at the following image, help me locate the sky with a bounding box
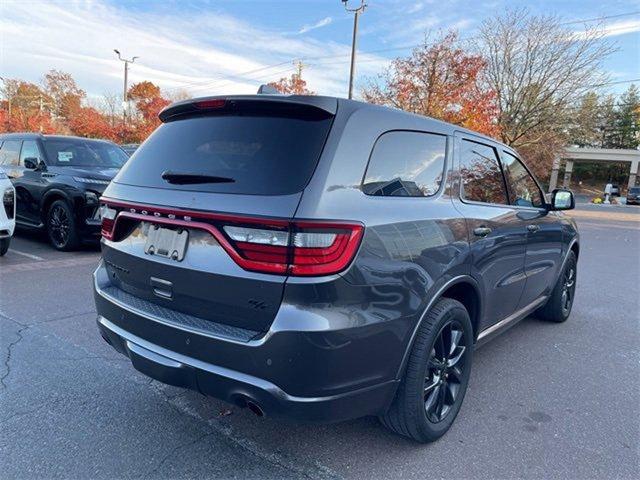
[0,0,638,102]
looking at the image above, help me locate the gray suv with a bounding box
[94,94,578,442]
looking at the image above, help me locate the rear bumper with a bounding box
[97,315,397,422]
[93,262,404,422]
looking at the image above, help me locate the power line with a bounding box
[301,10,640,63]
[162,60,294,93]
[147,10,640,94]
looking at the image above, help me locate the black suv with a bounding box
[94,94,578,442]
[0,133,128,250]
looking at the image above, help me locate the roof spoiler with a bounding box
[159,95,338,122]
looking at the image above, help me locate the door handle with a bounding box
[473,227,492,237]
[527,224,540,233]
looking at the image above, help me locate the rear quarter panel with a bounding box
[288,104,472,381]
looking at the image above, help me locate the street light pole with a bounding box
[113,49,139,122]
[343,0,367,100]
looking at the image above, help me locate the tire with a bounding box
[380,298,473,443]
[46,199,80,251]
[0,237,10,256]
[536,250,577,323]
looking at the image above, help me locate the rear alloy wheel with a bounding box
[424,321,467,423]
[47,200,80,251]
[381,298,473,443]
[536,250,577,323]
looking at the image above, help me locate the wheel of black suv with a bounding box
[381,298,473,443]
[0,237,10,256]
[536,251,577,323]
[47,200,80,251]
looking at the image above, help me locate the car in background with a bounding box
[0,133,129,251]
[121,144,140,156]
[0,168,16,256]
[627,186,640,205]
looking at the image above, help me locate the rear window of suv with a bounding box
[113,110,333,196]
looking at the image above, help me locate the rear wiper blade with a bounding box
[161,171,235,185]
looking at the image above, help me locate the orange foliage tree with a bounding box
[268,69,314,95]
[0,72,174,143]
[362,32,499,138]
[126,81,171,141]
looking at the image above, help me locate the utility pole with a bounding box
[294,59,305,80]
[342,0,367,100]
[113,49,139,123]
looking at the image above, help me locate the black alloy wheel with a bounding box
[423,320,468,423]
[381,298,473,443]
[560,264,576,317]
[47,200,80,251]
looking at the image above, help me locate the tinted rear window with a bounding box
[114,112,333,195]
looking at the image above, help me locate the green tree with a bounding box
[614,84,640,149]
[568,92,601,147]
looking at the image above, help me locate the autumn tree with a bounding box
[268,64,314,95]
[0,79,55,133]
[362,32,499,137]
[43,70,86,121]
[126,81,171,141]
[67,106,116,140]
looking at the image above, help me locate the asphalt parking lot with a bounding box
[1,206,638,479]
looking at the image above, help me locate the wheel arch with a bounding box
[40,189,73,223]
[394,275,482,381]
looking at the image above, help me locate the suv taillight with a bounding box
[3,188,15,220]
[100,200,364,277]
[222,221,364,276]
[100,204,118,239]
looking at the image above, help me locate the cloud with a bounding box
[570,19,640,40]
[298,16,333,35]
[0,3,386,99]
[599,19,640,38]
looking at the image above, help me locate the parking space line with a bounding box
[8,249,45,261]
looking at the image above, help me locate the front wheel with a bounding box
[536,250,577,323]
[380,298,473,443]
[0,237,10,256]
[47,200,80,251]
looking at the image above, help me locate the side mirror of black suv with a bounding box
[23,157,39,170]
[549,188,575,211]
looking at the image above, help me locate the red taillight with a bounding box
[101,199,364,277]
[100,204,118,240]
[223,221,364,276]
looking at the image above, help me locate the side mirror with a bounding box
[549,189,574,211]
[23,157,39,170]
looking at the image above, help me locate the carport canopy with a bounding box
[548,147,640,192]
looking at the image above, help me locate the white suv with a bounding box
[0,168,15,256]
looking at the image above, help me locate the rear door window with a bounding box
[500,151,544,208]
[459,139,509,205]
[114,111,333,195]
[0,140,22,167]
[362,131,447,197]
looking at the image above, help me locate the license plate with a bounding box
[144,226,188,261]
